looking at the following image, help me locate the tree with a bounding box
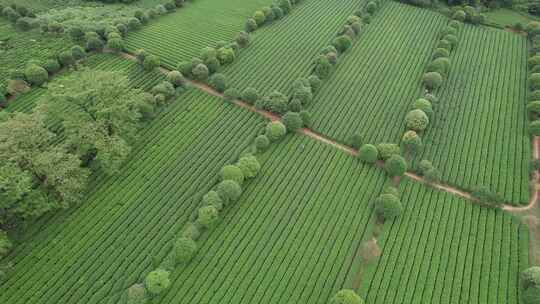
[85,36,104,51]
[348,132,362,149]
[57,51,75,67]
[432,48,449,60]
[71,45,86,61]
[277,0,292,14]
[24,64,48,86]
[235,31,250,48]
[530,121,540,136]
[333,35,353,53]
[405,109,429,132]
[220,165,245,184]
[299,110,312,127]
[423,72,443,90]
[0,230,12,257]
[255,134,270,151]
[452,10,466,22]
[181,222,201,240]
[313,55,333,79]
[329,289,364,304]
[531,73,540,90]
[424,167,441,182]
[236,155,261,178]
[436,39,452,52]
[209,73,228,93]
[192,63,209,81]
[245,18,258,32]
[127,284,147,304]
[375,193,403,221]
[224,88,239,101]
[418,159,433,174]
[401,130,422,154]
[253,10,266,26]
[523,286,540,304]
[135,49,147,65]
[282,112,303,132]
[358,144,378,163]
[43,59,61,74]
[107,38,124,53]
[308,75,321,92]
[143,55,160,71]
[366,1,377,14]
[216,180,242,204]
[384,154,407,177]
[242,87,259,104]
[217,47,235,65]
[413,98,433,117]
[265,121,287,141]
[426,57,450,77]
[202,190,223,210]
[376,143,400,160]
[166,71,186,88]
[443,34,458,47]
[197,205,219,228]
[144,269,170,295]
[174,236,197,264]
[521,267,540,289]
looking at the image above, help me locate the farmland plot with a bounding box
[416,25,529,204]
[309,2,446,144]
[155,136,386,304]
[360,180,528,304]
[4,53,165,113]
[223,0,363,95]
[0,89,266,304]
[124,0,273,69]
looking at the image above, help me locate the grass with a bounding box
[307,2,446,145]
[152,135,386,304]
[222,0,364,96]
[484,8,538,28]
[416,24,530,204]
[360,179,528,304]
[124,0,273,69]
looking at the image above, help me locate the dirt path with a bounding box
[118,51,540,210]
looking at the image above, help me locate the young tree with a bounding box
[144,269,170,295]
[423,72,443,90]
[220,165,245,184]
[358,144,378,163]
[127,284,147,304]
[235,31,250,48]
[282,112,303,132]
[413,98,433,117]
[174,236,197,263]
[166,71,186,88]
[209,73,228,93]
[192,63,209,81]
[255,134,270,151]
[216,180,242,205]
[405,109,429,132]
[245,18,258,32]
[332,35,353,53]
[384,154,407,177]
[197,205,219,228]
[348,132,362,149]
[236,155,261,178]
[265,121,287,141]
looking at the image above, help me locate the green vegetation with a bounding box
[361,180,528,304]
[416,25,530,203]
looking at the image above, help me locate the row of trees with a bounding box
[244,0,300,33]
[128,120,290,302]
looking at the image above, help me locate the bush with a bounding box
[531,91,540,102]
[265,121,287,141]
[528,101,540,116]
[209,73,228,92]
[253,10,266,26]
[58,51,75,67]
[143,55,160,71]
[262,6,275,23]
[422,72,443,90]
[366,1,377,14]
[71,45,86,61]
[255,134,270,151]
[452,10,466,22]
[220,165,245,184]
[348,132,362,149]
[432,48,449,60]
[217,47,235,65]
[236,31,250,48]
[217,180,242,204]
[384,154,407,177]
[418,159,433,174]
[144,269,170,295]
[107,38,124,53]
[242,87,259,104]
[174,236,197,263]
[332,35,353,53]
[413,98,433,117]
[197,205,219,228]
[135,49,147,65]
[264,91,289,114]
[202,190,223,210]
[282,112,303,132]
[151,81,176,101]
[440,26,457,37]
[329,289,364,304]
[127,284,147,304]
[307,75,321,92]
[236,154,261,178]
[405,109,429,132]
[401,130,422,153]
[427,57,450,77]
[530,120,540,135]
[166,71,186,88]
[443,34,458,47]
[424,167,441,182]
[245,18,258,32]
[43,59,61,74]
[24,65,48,86]
[448,20,461,29]
[523,287,540,304]
[358,144,378,163]
[313,55,332,79]
[277,0,292,14]
[376,143,400,160]
[375,193,403,221]
[382,185,399,197]
[272,5,284,19]
[224,88,239,101]
[86,36,104,51]
[530,73,540,90]
[436,39,452,52]
[471,186,504,206]
[192,63,209,81]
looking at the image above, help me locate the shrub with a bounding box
[530,73,540,90]
[307,75,321,92]
[266,121,287,141]
[127,284,147,304]
[145,269,170,295]
[57,50,74,68]
[255,134,270,151]
[236,155,261,178]
[405,109,429,132]
[202,190,223,210]
[452,10,466,22]
[427,57,450,77]
[71,45,86,61]
[262,6,275,22]
[242,87,259,104]
[282,112,303,132]
[271,5,284,19]
[277,0,292,14]
[440,26,457,37]
[107,38,124,53]
[422,72,443,90]
[329,289,364,304]
[181,222,201,240]
[216,180,242,204]
[245,18,258,32]
[220,165,245,184]
[376,143,400,160]
[291,83,313,106]
[436,39,452,51]
[413,98,433,117]
[382,185,399,197]
[358,144,378,163]
[43,59,61,74]
[443,34,458,47]
[528,101,540,116]
[432,48,449,60]
[143,55,160,71]
[209,73,228,92]
[346,15,361,25]
[299,110,312,127]
[332,35,353,53]
[24,65,48,86]
[192,63,209,81]
[531,90,540,102]
[151,81,175,101]
[531,121,540,135]
[264,91,289,114]
[375,193,403,221]
[449,20,461,29]
[135,49,147,65]
[313,55,332,79]
[384,154,407,177]
[166,71,186,88]
[471,186,504,206]
[418,159,434,174]
[86,36,104,51]
[197,205,219,228]
[402,130,422,153]
[348,132,362,149]
[174,236,197,263]
[253,10,266,26]
[236,31,250,48]
[424,167,441,182]
[366,1,377,14]
[224,88,240,101]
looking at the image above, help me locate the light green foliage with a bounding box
[209,73,228,93]
[330,289,364,304]
[23,64,48,86]
[401,130,422,153]
[282,112,303,132]
[202,191,223,210]
[197,205,219,228]
[423,72,443,90]
[143,55,160,71]
[127,284,147,304]
[413,98,433,117]
[376,143,400,160]
[255,134,270,151]
[220,165,245,184]
[358,144,378,163]
[166,70,186,88]
[405,109,429,132]
[217,180,242,205]
[144,269,170,295]
[384,154,407,177]
[265,121,287,141]
[375,193,403,221]
[236,155,261,178]
[175,236,197,263]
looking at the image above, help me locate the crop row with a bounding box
[124,0,272,69]
[360,179,527,303]
[223,0,362,96]
[416,25,530,203]
[308,2,446,145]
[135,135,387,304]
[0,88,266,304]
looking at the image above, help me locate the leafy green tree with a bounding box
[242,87,259,104]
[255,134,270,151]
[202,191,223,210]
[43,59,61,74]
[521,267,540,289]
[330,289,364,304]
[144,269,170,295]
[24,64,48,86]
[217,47,235,65]
[427,57,450,77]
[348,133,362,149]
[192,63,209,81]
[405,109,429,132]
[0,230,13,257]
[135,49,147,65]
[265,121,287,141]
[432,48,449,60]
[531,73,540,90]
[376,143,400,160]
[401,130,422,154]
[197,205,219,228]
[384,154,407,177]
[236,155,261,178]
[313,55,332,79]
[530,121,540,136]
[358,144,378,163]
[418,159,434,174]
[413,98,433,117]
[253,10,266,26]
[375,193,403,221]
[220,165,245,184]
[175,236,197,263]
[166,71,186,88]
[245,18,258,32]
[452,10,466,22]
[209,73,228,93]
[107,38,124,53]
[282,112,303,132]
[366,1,377,14]
[224,88,240,101]
[333,35,353,53]
[216,180,242,205]
[523,286,540,304]
[143,55,160,71]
